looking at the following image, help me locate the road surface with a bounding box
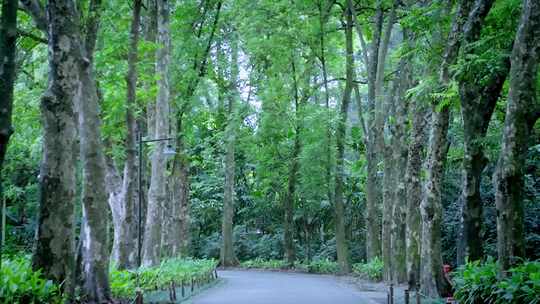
[189,270,385,304]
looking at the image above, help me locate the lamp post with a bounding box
[136,132,175,303]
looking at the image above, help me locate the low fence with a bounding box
[135,268,219,304]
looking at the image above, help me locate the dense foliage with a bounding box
[110,258,218,299]
[0,0,539,302]
[453,259,540,304]
[0,257,61,304]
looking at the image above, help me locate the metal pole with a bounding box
[390,284,394,304]
[405,289,410,304]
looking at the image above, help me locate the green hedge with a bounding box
[240,258,288,270]
[0,257,61,304]
[453,258,540,304]
[110,258,218,299]
[239,258,340,274]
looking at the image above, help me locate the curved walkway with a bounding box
[190,270,383,304]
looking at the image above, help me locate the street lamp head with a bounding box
[163,145,176,157]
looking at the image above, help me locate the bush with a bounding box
[240,258,288,269]
[303,259,339,274]
[353,257,384,281]
[239,258,340,274]
[453,258,540,304]
[110,258,218,299]
[0,257,61,304]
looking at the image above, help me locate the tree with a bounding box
[494,0,540,272]
[389,41,411,283]
[283,56,301,267]
[0,0,17,269]
[31,0,78,293]
[168,0,222,258]
[143,0,171,267]
[332,0,354,274]
[220,31,240,267]
[405,100,428,289]
[420,0,472,297]
[107,0,142,270]
[77,0,113,299]
[457,0,503,264]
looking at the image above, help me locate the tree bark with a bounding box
[283,56,302,267]
[169,128,190,257]
[0,0,18,269]
[32,0,79,292]
[334,2,354,274]
[317,1,335,258]
[457,0,502,264]
[376,1,397,282]
[405,101,428,290]
[390,51,411,284]
[77,0,113,301]
[220,32,240,267]
[143,0,171,267]
[109,0,143,270]
[420,0,472,297]
[494,0,540,272]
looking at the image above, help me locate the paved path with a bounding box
[190,270,383,304]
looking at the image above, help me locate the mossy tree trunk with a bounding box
[0,0,17,270]
[494,0,540,273]
[143,0,171,267]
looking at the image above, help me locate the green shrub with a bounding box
[453,258,540,304]
[352,257,384,281]
[240,258,340,274]
[110,258,218,299]
[304,259,339,274]
[240,258,288,269]
[0,257,61,304]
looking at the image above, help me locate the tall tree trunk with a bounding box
[334,3,354,274]
[220,32,240,267]
[105,154,124,263]
[0,0,17,269]
[110,0,143,270]
[168,0,221,259]
[457,0,501,264]
[390,52,410,284]
[32,0,79,292]
[377,1,397,282]
[77,0,112,301]
[169,124,190,257]
[318,1,334,252]
[143,0,171,267]
[140,0,158,255]
[420,107,450,298]
[495,0,540,273]
[220,96,238,267]
[405,101,428,290]
[284,57,301,267]
[420,0,472,297]
[382,137,395,281]
[357,0,392,263]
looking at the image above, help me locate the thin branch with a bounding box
[17,29,46,44]
[19,0,47,33]
[348,0,369,68]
